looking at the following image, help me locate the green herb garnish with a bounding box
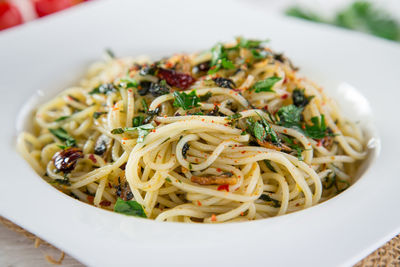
[132,115,144,127]
[55,115,70,122]
[264,160,277,173]
[226,113,242,121]
[246,113,280,144]
[259,194,280,208]
[281,135,304,161]
[93,111,107,119]
[286,1,400,42]
[208,43,236,74]
[173,91,200,110]
[120,77,138,88]
[251,76,281,93]
[292,89,313,108]
[165,178,172,183]
[49,127,76,147]
[89,83,117,95]
[141,98,149,112]
[114,198,147,218]
[199,92,212,102]
[111,124,154,143]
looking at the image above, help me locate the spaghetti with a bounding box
[17,37,367,223]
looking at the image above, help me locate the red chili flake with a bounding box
[197,200,202,206]
[201,119,205,122]
[317,140,322,146]
[157,68,195,90]
[88,154,97,163]
[240,212,244,216]
[100,200,111,207]
[217,184,230,192]
[165,61,174,68]
[87,195,94,204]
[283,77,288,84]
[281,94,289,99]
[241,151,246,154]
[263,105,269,111]
[195,158,199,163]
[211,214,217,222]
[216,168,222,172]
[302,124,306,129]
[283,129,288,133]
[108,182,112,188]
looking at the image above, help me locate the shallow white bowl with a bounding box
[1,0,400,266]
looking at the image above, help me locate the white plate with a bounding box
[1,0,400,266]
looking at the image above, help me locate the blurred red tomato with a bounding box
[0,1,23,30]
[33,0,73,17]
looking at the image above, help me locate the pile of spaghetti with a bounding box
[17,38,367,223]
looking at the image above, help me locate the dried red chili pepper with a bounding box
[52,147,83,172]
[157,68,195,90]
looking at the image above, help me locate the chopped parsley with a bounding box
[119,76,138,88]
[277,105,335,140]
[246,113,280,144]
[89,83,117,95]
[226,113,242,122]
[111,123,154,143]
[208,43,236,74]
[114,198,147,218]
[251,76,281,93]
[264,160,276,173]
[259,194,280,208]
[173,91,200,110]
[54,115,70,122]
[165,178,172,183]
[277,105,303,129]
[49,127,76,148]
[281,135,304,161]
[132,115,144,127]
[292,89,313,108]
[93,111,107,119]
[141,98,149,112]
[199,91,212,102]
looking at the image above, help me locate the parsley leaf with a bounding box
[89,83,117,95]
[199,92,212,102]
[226,113,242,122]
[119,77,138,88]
[259,194,280,208]
[55,115,70,122]
[173,91,200,110]
[93,111,107,119]
[251,76,281,93]
[237,37,269,49]
[281,135,303,161]
[141,98,149,112]
[111,124,154,143]
[292,89,313,108]
[264,160,276,173]
[132,115,144,127]
[208,43,236,74]
[247,113,280,144]
[114,198,147,218]
[277,105,303,128]
[49,127,76,147]
[304,115,330,139]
